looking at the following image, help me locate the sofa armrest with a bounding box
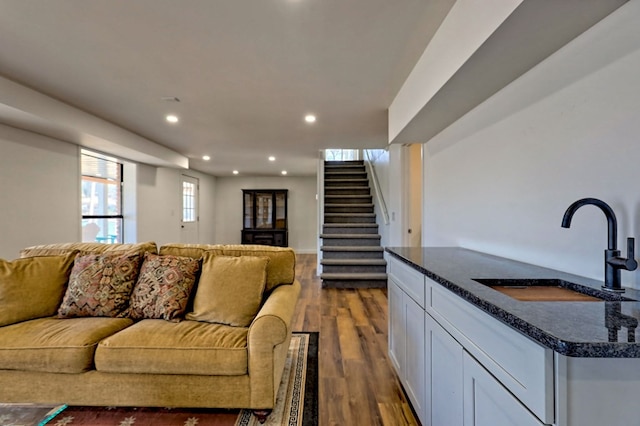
[247,279,301,408]
[248,279,301,350]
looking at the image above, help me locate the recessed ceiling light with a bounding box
[304,114,316,123]
[233,170,239,175]
[281,170,288,175]
[202,155,210,161]
[166,114,179,123]
[268,156,276,162]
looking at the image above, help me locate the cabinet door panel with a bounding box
[427,314,463,426]
[463,352,544,426]
[388,279,405,373]
[429,284,553,423]
[255,192,273,229]
[404,294,425,422]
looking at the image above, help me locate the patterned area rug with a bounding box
[0,404,66,426]
[0,333,317,426]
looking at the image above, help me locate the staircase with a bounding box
[320,160,387,288]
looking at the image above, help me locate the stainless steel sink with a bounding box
[472,278,636,302]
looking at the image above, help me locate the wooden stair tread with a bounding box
[324,204,374,208]
[324,201,374,204]
[321,233,381,238]
[321,246,384,251]
[321,259,387,265]
[325,213,375,217]
[325,194,371,198]
[323,223,378,227]
[324,178,369,182]
[325,186,370,189]
[321,273,388,280]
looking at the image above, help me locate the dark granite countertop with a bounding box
[386,247,640,358]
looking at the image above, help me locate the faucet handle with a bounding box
[626,237,638,271]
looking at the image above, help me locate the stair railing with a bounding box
[364,149,390,225]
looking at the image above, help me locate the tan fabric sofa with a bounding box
[0,242,301,423]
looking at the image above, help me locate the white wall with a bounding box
[422,1,640,288]
[0,125,80,259]
[214,176,317,253]
[0,125,218,257]
[388,0,522,141]
[136,165,217,246]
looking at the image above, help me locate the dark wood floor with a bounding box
[292,254,419,426]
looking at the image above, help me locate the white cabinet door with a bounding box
[389,278,426,423]
[388,278,405,374]
[427,314,463,426]
[463,352,544,426]
[429,283,553,423]
[404,294,426,422]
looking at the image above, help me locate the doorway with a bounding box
[403,144,422,247]
[181,175,199,243]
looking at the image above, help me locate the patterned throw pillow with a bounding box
[128,253,200,322]
[58,251,142,318]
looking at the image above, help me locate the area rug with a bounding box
[0,404,66,426]
[0,332,317,426]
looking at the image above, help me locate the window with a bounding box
[325,149,359,161]
[182,179,196,222]
[81,150,123,244]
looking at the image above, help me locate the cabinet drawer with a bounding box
[388,256,425,308]
[428,281,554,424]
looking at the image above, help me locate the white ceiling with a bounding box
[0,0,455,176]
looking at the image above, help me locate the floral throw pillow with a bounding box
[57,251,142,318]
[128,253,200,322]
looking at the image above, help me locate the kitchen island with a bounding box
[386,247,640,426]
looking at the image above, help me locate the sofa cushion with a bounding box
[95,319,249,375]
[57,251,142,318]
[218,245,295,292]
[128,253,200,322]
[158,243,223,260]
[186,254,268,327]
[158,244,295,292]
[20,241,158,258]
[0,317,133,373]
[0,252,76,327]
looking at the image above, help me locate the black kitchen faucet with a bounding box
[561,198,637,293]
